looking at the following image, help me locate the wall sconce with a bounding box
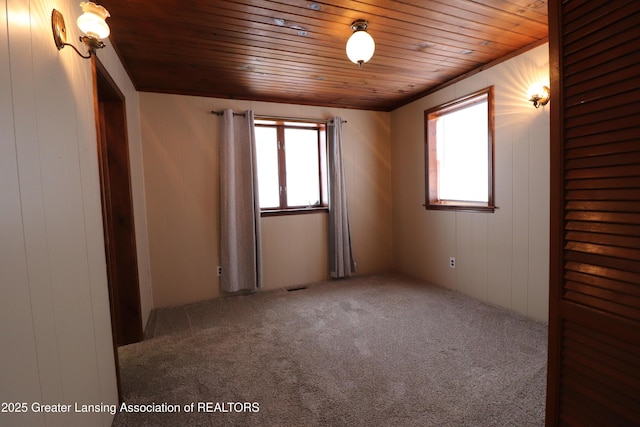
[527,83,550,108]
[346,20,375,67]
[52,2,111,59]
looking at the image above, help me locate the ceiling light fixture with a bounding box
[346,20,375,67]
[52,2,111,59]
[527,83,550,108]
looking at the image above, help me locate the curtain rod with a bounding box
[255,114,347,124]
[210,110,346,124]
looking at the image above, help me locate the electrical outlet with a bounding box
[449,257,456,269]
[217,266,222,277]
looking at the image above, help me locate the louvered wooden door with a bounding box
[547,1,640,425]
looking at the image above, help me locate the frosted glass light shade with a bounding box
[346,30,375,65]
[77,2,110,39]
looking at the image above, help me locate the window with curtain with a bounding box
[254,120,328,214]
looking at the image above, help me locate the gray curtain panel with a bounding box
[328,117,355,278]
[219,110,262,292]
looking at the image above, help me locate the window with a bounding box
[254,120,328,214]
[424,87,495,212]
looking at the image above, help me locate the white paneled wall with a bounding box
[260,213,329,291]
[0,1,151,426]
[1,5,42,426]
[391,44,550,322]
[139,94,393,308]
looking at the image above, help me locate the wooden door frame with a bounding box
[546,0,563,421]
[91,57,144,400]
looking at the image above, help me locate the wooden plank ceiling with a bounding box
[99,0,548,111]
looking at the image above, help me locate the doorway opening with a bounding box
[92,58,143,399]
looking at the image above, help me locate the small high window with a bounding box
[424,87,495,212]
[254,120,328,214]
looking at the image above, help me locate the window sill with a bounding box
[424,202,496,213]
[261,207,329,217]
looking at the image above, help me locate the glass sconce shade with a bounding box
[527,83,550,108]
[77,2,111,39]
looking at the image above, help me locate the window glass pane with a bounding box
[284,128,320,206]
[436,100,488,202]
[254,127,280,208]
[283,121,318,128]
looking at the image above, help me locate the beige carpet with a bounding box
[112,274,547,426]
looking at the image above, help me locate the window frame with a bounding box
[254,119,328,216]
[424,86,496,213]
